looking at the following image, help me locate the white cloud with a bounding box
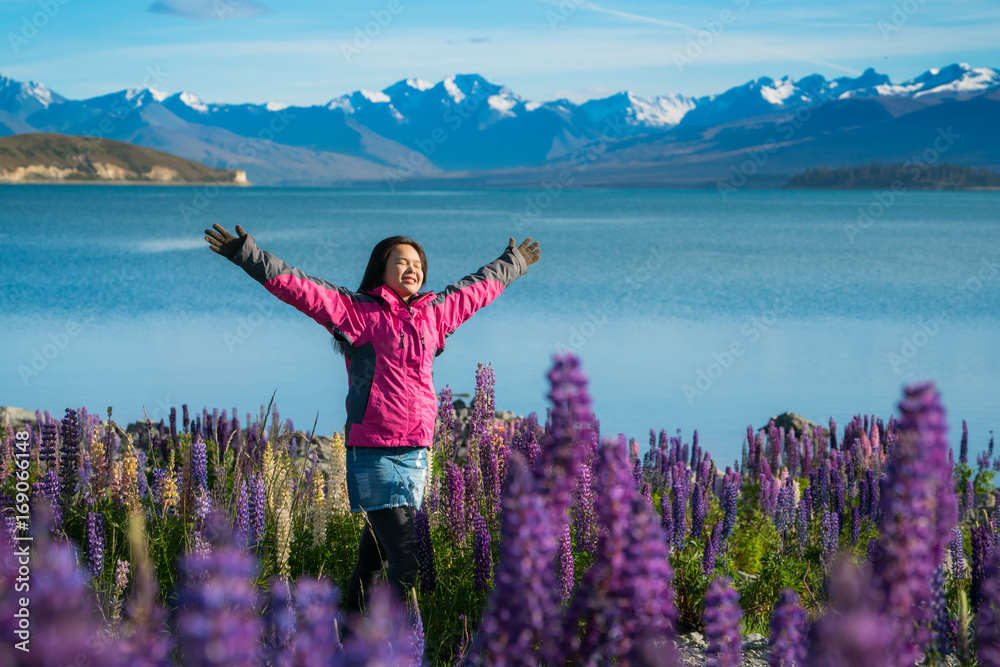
[148,0,269,21]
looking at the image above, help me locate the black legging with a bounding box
[344,505,418,613]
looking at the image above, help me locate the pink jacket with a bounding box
[230,234,529,448]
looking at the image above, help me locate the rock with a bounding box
[975,492,996,511]
[1,406,39,434]
[764,412,824,438]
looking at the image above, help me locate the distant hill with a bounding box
[783,162,1000,190]
[0,133,249,184]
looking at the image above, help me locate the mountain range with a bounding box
[1,63,997,187]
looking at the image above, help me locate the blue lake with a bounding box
[1,184,998,465]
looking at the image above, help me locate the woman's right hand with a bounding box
[204,223,247,259]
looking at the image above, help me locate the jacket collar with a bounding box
[366,284,436,313]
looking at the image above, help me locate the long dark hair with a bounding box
[332,235,427,357]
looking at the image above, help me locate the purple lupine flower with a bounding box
[703,523,721,577]
[977,540,1000,666]
[660,492,674,546]
[960,419,968,466]
[479,424,500,518]
[472,509,491,592]
[555,435,677,665]
[444,460,466,546]
[951,527,967,579]
[690,483,706,540]
[234,480,251,547]
[60,407,80,499]
[930,565,950,658]
[0,505,122,666]
[175,541,264,666]
[769,588,807,667]
[819,505,839,568]
[971,523,994,613]
[574,433,598,554]
[452,615,469,667]
[248,471,266,551]
[264,576,295,665]
[795,497,809,553]
[415,508,436,594]
[807,557,893,667]
[468,454,561,665]
[409,596,425,667]
[114,558,130,592]
[538,353,594,519]
[468,362,496,452]
[758,473,779,517]
[463,456,483,536]
[558,522,575,604]
[42,466,62,530]
[964,479,975,518]
[703,576,742,667]
[191,435,208,493]
[522,429,541,470]
[721,469,739,545]
[86,511,105,580]
[437,384,457,455]
[868,381,958,665]
[671,463,689,551]
[289,576,342,664]
[774,484,795,538]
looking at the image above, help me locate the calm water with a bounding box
[1,185,998,464]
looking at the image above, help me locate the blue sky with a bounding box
[2,0,999,106]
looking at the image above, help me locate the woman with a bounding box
[204,223,540,612]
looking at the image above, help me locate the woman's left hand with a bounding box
[509,237,540,266]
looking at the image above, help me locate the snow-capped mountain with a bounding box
[0,63,997,185]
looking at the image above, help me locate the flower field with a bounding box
[0,353,997,666]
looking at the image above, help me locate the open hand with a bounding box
[509,237,540,267]
[204,223,247,259]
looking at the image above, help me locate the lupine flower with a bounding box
[559,522,574,604]
[437,385,458,455]
[769,588,807,667]
[415,508,436,594]
[472,509,491,592]
[480,425,500,518]
[445,460,466,546]
[468,363,496,454]
[468,454,560,664]
[851,505,861,546]
[703,523,721,577]
[690,483,706,540]
[87,511,105,580]
[234,480,251,546]
[930,565,950,658]
[819,505,839,567]
[409,590,425,667]
[191,435,208,493]
[175,540,264,666]
[721,469,739,545]
[671,463,689,551]
[114,558,130,592]
[311,470,327,548]
[463,456,483,536]
[796,498,809,553]
[807,557,893,667]
[574,433,598,554]
[660,493,674,547]
[0,504,121,666]
[539,353,594,519]
[977,541,1000,666]
[60,408,80,500]
[452,615,469,667]
[869,382,958,665]
[971,523,994,613]
[290,576,343,665]
[960,419,968,466]
[704,576,742,667]
[275,481,294,578]
[951,527,967,579]
[774,484,795,538]
[249,471,267,551]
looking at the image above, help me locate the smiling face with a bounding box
[382,243,424,302]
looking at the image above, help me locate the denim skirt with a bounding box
[345,445,428,512]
